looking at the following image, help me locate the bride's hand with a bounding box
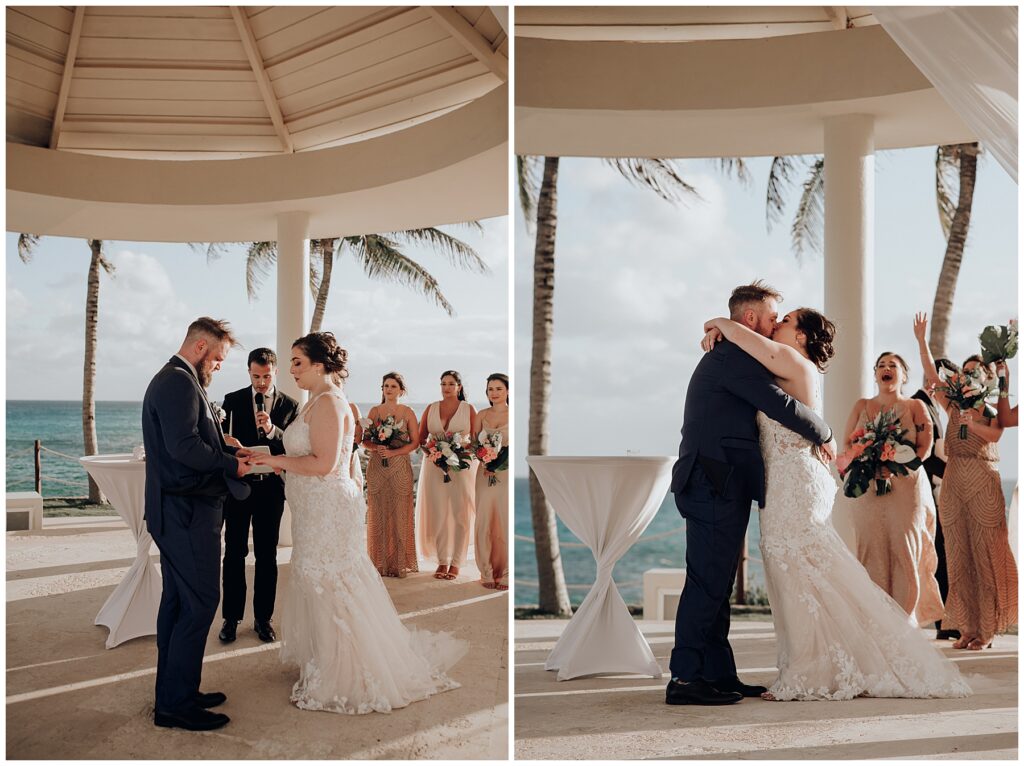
[703,317,726,333]
[701,328,724,352]
[251,452,283,470]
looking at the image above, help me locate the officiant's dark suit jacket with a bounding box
[668,339,831,683]
[141,355,248,712]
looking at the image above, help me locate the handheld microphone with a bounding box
[255,392,267,438]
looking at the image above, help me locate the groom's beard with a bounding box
[196,353,214,388]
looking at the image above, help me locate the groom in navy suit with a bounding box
[667,282,835,706]
[142,317,252,731]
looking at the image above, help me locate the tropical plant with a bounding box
[518,156,701,616]
[17,235,113,504]
[199,226,486,333]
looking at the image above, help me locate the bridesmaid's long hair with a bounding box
[441,370,466,401]
[380,371,407,404]
[487,373,510,404]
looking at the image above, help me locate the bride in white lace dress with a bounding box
[703,312,970,701]
[252,333,466,713]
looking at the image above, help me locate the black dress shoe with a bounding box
[708,677,769,698]
[195,691,227,709]
[154,706,230,731]
[254,619,276,642]
[218,620,238,643]
[666,678,743,706]
[936,628,962,640]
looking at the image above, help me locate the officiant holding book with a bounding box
[218,348,299,644]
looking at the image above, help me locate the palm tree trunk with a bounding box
[83,240,104,504]
[310,238,335,333]
[529,156,572,616]
[929,143,979,358]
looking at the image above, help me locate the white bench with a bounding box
[643,567,686,620]
[7,491,43,531]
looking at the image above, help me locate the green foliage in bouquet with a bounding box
[838,409,923,498]
[979,321,1018,365]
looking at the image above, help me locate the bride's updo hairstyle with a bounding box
[293,332,349,383]
[795,308,836,373]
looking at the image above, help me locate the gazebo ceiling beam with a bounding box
[824,6,850,31]
[427,6,508,81]
[49,6,85,150]
[230,6,294,154]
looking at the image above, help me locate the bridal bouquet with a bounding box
[836,409,923,498]
[422,431,475,483]
[474,430,508,486]
[935,367,999,439]
[357,415,409,467]
[979,319,1018,364]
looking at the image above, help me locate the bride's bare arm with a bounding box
[252,397,345,477]
[705,317,808,381]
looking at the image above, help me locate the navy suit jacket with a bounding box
[142,357,249,535]
[671,340,832,508]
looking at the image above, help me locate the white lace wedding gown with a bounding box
[757,405,971,701]
[280,390,467,713]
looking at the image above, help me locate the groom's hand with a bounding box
[235,456,253,477]
[815,436,836,464]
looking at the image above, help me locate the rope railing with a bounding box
[39,473,90,488]
[514,525,688,547]
[514,578,643,591]
[38,446,86,462]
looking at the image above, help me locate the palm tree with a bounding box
[201,226,486,332]
[518,156,702,616]
[758,143,979,356]
[17,235,114,504]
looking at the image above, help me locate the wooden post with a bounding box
[734,531,748,605]
[34,439,42,495]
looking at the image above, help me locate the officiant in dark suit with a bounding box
[218,347,299,644]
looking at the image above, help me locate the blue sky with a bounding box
[6,217,508,410]
[514,148,1018,477]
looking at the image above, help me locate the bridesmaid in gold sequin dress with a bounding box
[834,352,944,625]
[915,313,1018,650]
[363,372,420,578]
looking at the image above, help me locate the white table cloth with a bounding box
[526,455,673,680]
[80,454,161,648]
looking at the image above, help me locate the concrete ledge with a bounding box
[7,492,43,531]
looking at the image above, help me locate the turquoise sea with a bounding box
[514,475,1018,608]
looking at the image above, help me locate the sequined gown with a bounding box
[365,411,418,577]
[757,400,970,701]
[281,390,466,713]
[938,414,1018,643]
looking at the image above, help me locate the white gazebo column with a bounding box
[823,114,875,437]
[275,211,308,549]
[275,211,310,401]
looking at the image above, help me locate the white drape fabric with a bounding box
[80,454,161,649]
[526,456,672,681]
[871,6,1018,183]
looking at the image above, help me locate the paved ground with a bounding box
[515,618,1017,760]
[7,516,508,759]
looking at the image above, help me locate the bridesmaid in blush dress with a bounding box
[416,370,478,581]
[363,372,420,578]
[832,352,944,626]
[474,374,510,590]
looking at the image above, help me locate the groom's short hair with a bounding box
[185,317,238,347]
[729,281,783,319]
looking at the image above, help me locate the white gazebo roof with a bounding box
[6,5,509,241]
[514,6,975,158]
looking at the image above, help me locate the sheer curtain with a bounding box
[871,6,1018,183]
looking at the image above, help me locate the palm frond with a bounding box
[517,155,541,227]
[386,228,489,274]
[187,241,233,264]
[350,235,455,316]
[766,156,799,231]
[717,158,752,187]
[935,145,960,240]
[17,234,40,263]
[604,158,702,204]
[791,157,825,261]
[90,240,116,276]
[245,241,278,301]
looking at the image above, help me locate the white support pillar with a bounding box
[275,211,309,402]
[275,211,308,550]
[823,114,874,437]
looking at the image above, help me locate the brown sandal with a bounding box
[444,566,459,580]
[434,565,449,580]
[495,582,508,591]
[481,581,498,589]
[966,638,992,650]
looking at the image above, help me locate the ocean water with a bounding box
[5,399,428,497]
[514,475,1018,607]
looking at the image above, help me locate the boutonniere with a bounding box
[210,401,226,422]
